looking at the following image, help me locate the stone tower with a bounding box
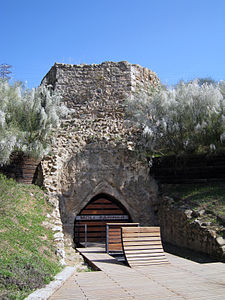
[41,61,160,247]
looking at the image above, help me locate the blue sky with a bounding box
[1,0,225,88]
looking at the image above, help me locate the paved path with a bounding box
[49,247,225,300]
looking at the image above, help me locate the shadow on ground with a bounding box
[163,242,219,263]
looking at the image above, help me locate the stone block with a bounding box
[216,236,225,246]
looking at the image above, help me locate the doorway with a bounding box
[74,193,131,245]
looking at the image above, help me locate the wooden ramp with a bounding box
[121,226,169,268]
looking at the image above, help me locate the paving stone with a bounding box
[49,247,225,300]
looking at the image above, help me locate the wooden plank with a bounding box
[108,233,121,238]
[129,261,169,266]
[123,246,163,251]
[78,230,106,234]
[126,256,167,262]
[108,241,122,246]
[109,243,122,248]
[128,259,168,264]
[108,245,123,251]
[123,232,161,238]
[108,231,121,236]
[77,232,105,238]
[109,239,122,243]
[126,250,164,257]
[81,209,124,215]
[123,240,161,245]
[108,248,122,252]
[125,250,164,255]
[123,240,162,245]
[125,249,164,254]
[123,236,161,240]
[125,253,166,259]
[78,237,105,242]
[107,223,139,226]
[75,221,107,226]
[123,244,162,248]
[77,220,127,226]
[123,236,161,241]
[109,240,122,244]
[108,237,121,241]
[105,219,128,223]
[120,244,163,250]
[108,228,121,232]
[77,233,106,238]
[84,204,120,209]
[122,232,161,238]
[82,206,123,211]
[122,227,160,233]
[92,199,112,204]
[108,242,122,248]
[108,237,122,242]
[108,228,121,231]
[78,226,106,231]
[108,236,122,240]
[128,257,168,262]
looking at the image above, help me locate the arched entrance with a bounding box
[74,193,132,245]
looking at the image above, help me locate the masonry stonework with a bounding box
[159,196,225,261]
[41,61,160,249]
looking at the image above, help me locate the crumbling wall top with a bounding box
[42,61,160,107]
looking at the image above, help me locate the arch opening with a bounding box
[74,193,132,245]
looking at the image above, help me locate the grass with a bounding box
[160,183,225,228]
[0,174,62,300]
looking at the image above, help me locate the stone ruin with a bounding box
[38,61,225,264]
[40,61,160,254]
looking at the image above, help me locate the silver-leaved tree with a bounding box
[126,80,225,156]
[0,79,71,165]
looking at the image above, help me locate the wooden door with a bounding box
[74,196,131,244]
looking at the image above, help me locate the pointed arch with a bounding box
[74,193,132,244]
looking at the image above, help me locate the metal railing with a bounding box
[106,224,109,253]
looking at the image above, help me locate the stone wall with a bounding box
[42,61,159,107]
[60,145,158,242]
[41,61,160,248]
[159,196,225,261]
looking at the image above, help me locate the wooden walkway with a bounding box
[49,246,225,300]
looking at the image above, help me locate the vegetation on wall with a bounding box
[161,183,225,235]
[0,174,62,300]
[0,79,71,166]
[126,80,225,157]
